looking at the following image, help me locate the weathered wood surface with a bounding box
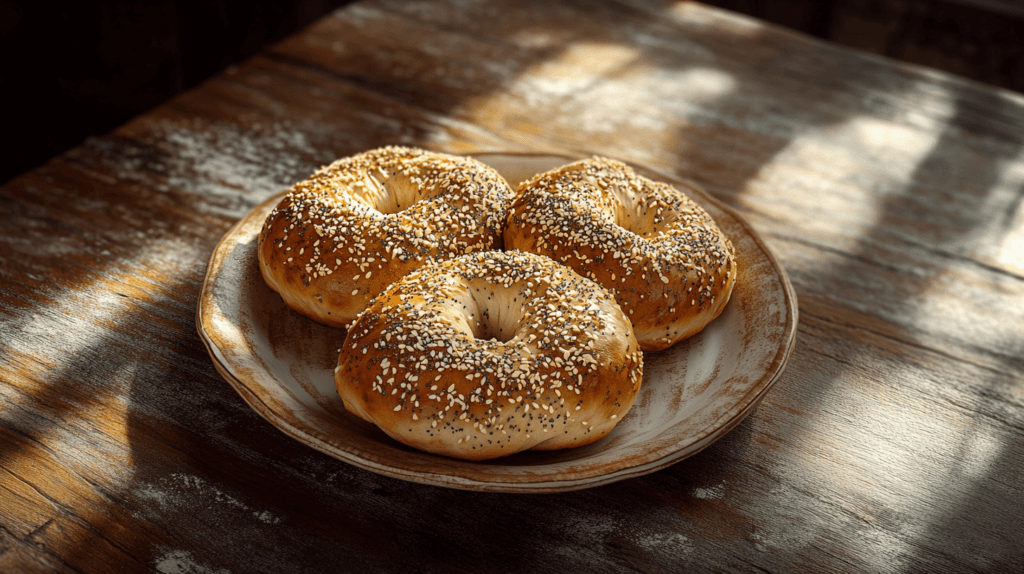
[2,0,1023,572]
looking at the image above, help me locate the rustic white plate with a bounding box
[197,152,797,492]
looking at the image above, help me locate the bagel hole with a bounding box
[613,198,679,239]
[372,172,422,214]
[474,311,516,343]
[465,283,522,343]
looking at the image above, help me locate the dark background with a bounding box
[2,0,1022,184]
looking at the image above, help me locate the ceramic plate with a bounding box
[196,152,798,492]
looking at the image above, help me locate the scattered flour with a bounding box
[749,532,769,553]
[156,121,326,218]
[83,116,494,220]
[692,482,725,500]
[633,532,693,554]
[136,473,282,525]
[136,482,172,507]
[79,119,333,219]
[552,505,696,562]
[741,484,818,554]
[154,549,231,574]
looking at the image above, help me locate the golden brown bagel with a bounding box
[504,157,736,351]
[335,250,643,461]
[258,146,514,327]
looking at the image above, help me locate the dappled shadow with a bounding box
[3,0,1023,571]
[853,85,1024,573]
[722,42,1024,571]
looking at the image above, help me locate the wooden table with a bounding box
[3,1,1023,571]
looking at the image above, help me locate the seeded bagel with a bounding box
[504,157,736,351]
[258,146,514,327]
[335,250,643,461]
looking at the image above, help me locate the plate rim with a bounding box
[196,151,798,492]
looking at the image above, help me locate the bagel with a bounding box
[258,146,514,327]
[335,250,644,461]
[504,157,736,351]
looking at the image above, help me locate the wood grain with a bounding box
[2,0,1023,572]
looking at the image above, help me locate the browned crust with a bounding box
[504,157,737,351]
[335,251,643,461]
[258,146,514,327]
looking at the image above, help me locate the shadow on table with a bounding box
[4,0,1022,571]
[784,83,1024,571]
